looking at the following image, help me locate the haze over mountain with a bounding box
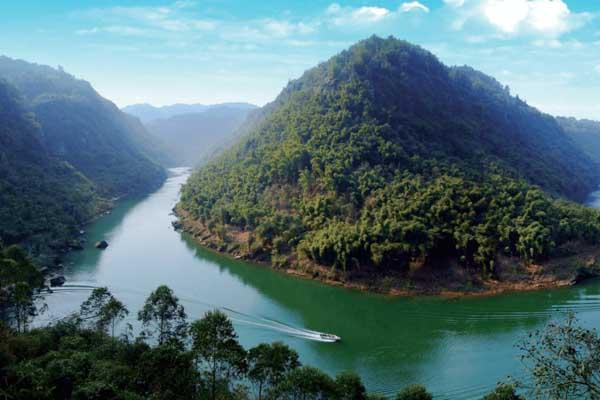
[557,117,600,165]
[0,56,169,261]
[180,36,600,284]
[0,56,167,198]
[123,102,256,124]
[143,104,258,167]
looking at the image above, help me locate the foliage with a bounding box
[482,384,525,400]
[395,384,433,400]
[190,310,248,400]
[272,366,338,400]
[518,314,600,399]
[138,285,188,345]
[79,287,129,337]
[180,36,600,276]
[247,342,301,399]
[0,245,45,332]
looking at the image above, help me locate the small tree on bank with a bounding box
[247,341,301,399]
[190,310,247,400]
[80,287,128,337]
[519,314,600,399]
[138,285,187,345]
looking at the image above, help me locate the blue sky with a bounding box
[1,0,599,119]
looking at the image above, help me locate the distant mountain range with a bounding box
[123,102,257,124]
[0,56,169,263]
[123,103,258,167]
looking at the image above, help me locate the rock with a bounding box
[171,220,183,230]
[571,267,600,285]
[95,240,109,249]
[50,276,66,287]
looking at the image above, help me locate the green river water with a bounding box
[43,168,600,399]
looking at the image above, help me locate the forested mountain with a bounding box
[0,80,105,260]
[557,117,600,164]
[123,102,256,124]
[179,36,600,282]
[145,104,258,166]
[0,56,167,197]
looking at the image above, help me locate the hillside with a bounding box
[557,117,600,165]
[0,79,105,262]
[179,36,600,289]
[0,56,167,197]
[145,105,258,166]
[123,102,256,124]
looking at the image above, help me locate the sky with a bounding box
[1,0,599,119]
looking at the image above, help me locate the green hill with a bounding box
[557,117,600,165]
[0,56,167,197]
[179,36,600,282]
[0,79,105,261]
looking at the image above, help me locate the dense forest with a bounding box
[0,80,106,263]
[0,57,169,263]
[179,36,600,281]
[142,104,258,167]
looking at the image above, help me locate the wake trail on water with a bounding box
[47,284,336,342]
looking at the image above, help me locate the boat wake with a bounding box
[47,284,340,343]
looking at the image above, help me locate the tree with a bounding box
[247,342,300,399]
[80,287,128,337]
[335,371,367,400]
[136,343,198,400]
[395,385,433,400]
[138,285,187,345]
[519,314,600,399]
[10,282,44,333]
[273,366,337,400]
[190,310,247,400]
[482,384,524,400]
[0,245,44,329]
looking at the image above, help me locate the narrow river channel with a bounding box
[42,168,600,399]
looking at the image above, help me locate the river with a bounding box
[42,168,600,399]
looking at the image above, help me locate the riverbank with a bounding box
[176,206,600,298]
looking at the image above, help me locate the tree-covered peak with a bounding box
[179,37,600,282]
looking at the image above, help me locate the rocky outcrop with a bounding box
[50,276,66,287]
[571,266,600,285]
[95,240,109,249]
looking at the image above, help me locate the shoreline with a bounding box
[175,206,598,299]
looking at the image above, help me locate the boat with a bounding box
[320,333,341,342]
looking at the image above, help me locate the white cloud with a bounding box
[76,25,149,36]
[400,2,430,13]
[444,0,465,7]
[595,64,600,74]
[480,0,590,36]
[326,3,391,25]
[261,19,315,38]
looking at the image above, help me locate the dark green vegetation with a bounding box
[0,80,105,260]
[0,244,45,333]
[0,56,169,261]
[144,104,258,166]
[558,117,600,164]
[0,56,167,197]
[180,36,600,281]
